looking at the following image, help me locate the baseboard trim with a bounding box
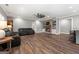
[35,32,70,35]
[59,32,70,34]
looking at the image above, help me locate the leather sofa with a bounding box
[18,28,35,36]
[1,29,21,50]
[2,36,21,49]
[11,36,21,47]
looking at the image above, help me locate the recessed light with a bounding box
[69,6,73,9]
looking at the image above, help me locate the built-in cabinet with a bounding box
[52,20,56,29]
[43,19,56,33]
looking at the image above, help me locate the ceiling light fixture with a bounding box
[34,13,45,18]
[69,6,73,9]
[5,4,9,6]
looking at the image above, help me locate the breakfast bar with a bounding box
[76,30,79,44]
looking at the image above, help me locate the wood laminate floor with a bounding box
[12,33,79,54]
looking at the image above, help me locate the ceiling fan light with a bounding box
[36,13,45,18]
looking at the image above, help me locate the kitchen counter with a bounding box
[76,30,79,44]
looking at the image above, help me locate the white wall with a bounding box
[13,15,79,33]
[59,18,71,34]
[56,18,60,34]
[13,18,33,32]
[0,7,7,20]
[57,15,79,34]
[13,18,44,33]
[0,7,7,29]
[72,15,79,30]
[51,18,71,34]
[32,20,43,33]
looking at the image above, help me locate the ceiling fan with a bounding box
[34,13,45,18]
[5,4,9,6]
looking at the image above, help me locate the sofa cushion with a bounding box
[18,28,35,36]
[11,36,21,47]
[3,28,12,36]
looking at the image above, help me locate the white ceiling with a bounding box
[0,4,79,20]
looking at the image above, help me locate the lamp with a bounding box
[7,25,12,31]
[0,30,5,39]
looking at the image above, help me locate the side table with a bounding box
[0,37,12,54]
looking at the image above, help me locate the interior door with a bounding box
[60,18,71,34]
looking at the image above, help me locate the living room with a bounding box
[0,4,79,54]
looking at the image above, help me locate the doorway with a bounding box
[60,18,71,34]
